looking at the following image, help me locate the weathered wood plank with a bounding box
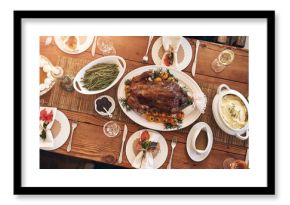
[49,109,246,169]
[40,36,248,83]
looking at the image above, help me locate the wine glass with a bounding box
[211,49,235,73]
[223,158,248,169]
[97,37,116,56]
[103,121,120,137]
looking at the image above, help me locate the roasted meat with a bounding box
[127,71,193,114]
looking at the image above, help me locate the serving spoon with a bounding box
[103,107,112,118]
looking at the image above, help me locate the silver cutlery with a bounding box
[91,36,97,57]
[245,148,249,167]
[67,121,78,152]
[103,107,112,118]
[167,136,177,169]
[142,36,153,63]
[45,36,52,47]
[191,40,200,77]
[118,124,128,163]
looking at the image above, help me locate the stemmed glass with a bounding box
[97,37,116,56]
[223,158,248,169]
[211,49,235,73]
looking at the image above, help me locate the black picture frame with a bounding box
[14,10,275,195]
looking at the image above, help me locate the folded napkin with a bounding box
[39,107,57,148]
[132,132,160,169]
[192,91,207,114]
[161,36,181,68]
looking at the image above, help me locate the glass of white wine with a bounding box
[211,49,235,73]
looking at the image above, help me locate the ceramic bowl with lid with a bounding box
[212,84,249,140]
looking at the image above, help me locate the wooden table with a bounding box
[40,36,249,169]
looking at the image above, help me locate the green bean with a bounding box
[80,63,119,91]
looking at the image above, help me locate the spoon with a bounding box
[103,107,112,118]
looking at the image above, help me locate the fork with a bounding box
[66,121,78,152]
[142,36,153,63]
[167,136,177,169]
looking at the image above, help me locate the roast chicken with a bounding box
[127,71,193,114]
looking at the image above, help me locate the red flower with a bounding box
[140,130,150,142]
[40,109,53,123]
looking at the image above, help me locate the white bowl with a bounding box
[186,122,213,162]
[190,122,213,155]
[73,56,126,95]
[213,84,249,140]
[94,95,115,116]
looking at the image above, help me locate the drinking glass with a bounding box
[223,158,248,169]
[97,37,116,56]
[211,49,235,73]
[60,75,75,92]
[103,121,120,137]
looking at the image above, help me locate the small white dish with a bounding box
[40,110,71,151]
[151,37,192,71]
[94,95,115,116]
[186,122,213,162]
[125,129,168,169]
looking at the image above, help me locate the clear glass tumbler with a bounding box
[97,37,116,56]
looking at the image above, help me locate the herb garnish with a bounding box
[119,98,132,111]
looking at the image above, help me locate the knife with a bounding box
[118,124,128,164]
[91,36,97,57]
[191,40,200,77]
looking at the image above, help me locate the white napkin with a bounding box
[192,91,207,114]
[132,132,160,169]
[161,36,181,68]
[39,107,57,148]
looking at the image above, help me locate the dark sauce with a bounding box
[96,97,112,113]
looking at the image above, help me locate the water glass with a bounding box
[97,37,116,56]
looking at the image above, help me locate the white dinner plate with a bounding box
[41,110,70,151]
[151,37,192,71]
[186,123,213,162]
[54,36,94,54]
[125,129,168,169]
[117,65,203,131]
